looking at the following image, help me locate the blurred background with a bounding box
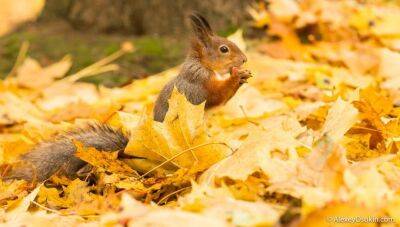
[0,0,257,86]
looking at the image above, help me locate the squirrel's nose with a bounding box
[242,55,247,63]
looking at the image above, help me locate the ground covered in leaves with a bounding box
[2,0,400,226]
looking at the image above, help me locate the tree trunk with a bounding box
[65,0,253,35]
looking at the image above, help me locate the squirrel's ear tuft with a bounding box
[189,13,213,46]
[191,13,212,34]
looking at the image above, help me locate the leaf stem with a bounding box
[6,41,29,78]
[140,142,231,178]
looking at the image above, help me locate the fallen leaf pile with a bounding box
[2,0,400,226]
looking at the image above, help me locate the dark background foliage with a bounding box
[0,0,256,86]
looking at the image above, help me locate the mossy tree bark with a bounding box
[45,0,253,35]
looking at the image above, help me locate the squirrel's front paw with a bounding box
[237,69,252,84]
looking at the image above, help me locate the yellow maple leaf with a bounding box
[343,133,376,161]
[125,88,230,173]
[0,133,35,162]
[353,87,393,140]
[37,186,70,208]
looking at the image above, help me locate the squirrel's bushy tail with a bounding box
[3,124,128,182]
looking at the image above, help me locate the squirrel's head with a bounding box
[189,13,247,75]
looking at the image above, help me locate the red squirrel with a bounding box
[3,14,251,182]
[154,13,250,121]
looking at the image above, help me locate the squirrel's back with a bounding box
[153,60,209,122]
[3,124,128,182]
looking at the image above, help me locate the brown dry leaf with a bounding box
[125,88,230,173]
[15,56,72,89]
[74,141,138,176]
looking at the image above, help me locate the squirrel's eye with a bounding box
[219,45,229,53]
